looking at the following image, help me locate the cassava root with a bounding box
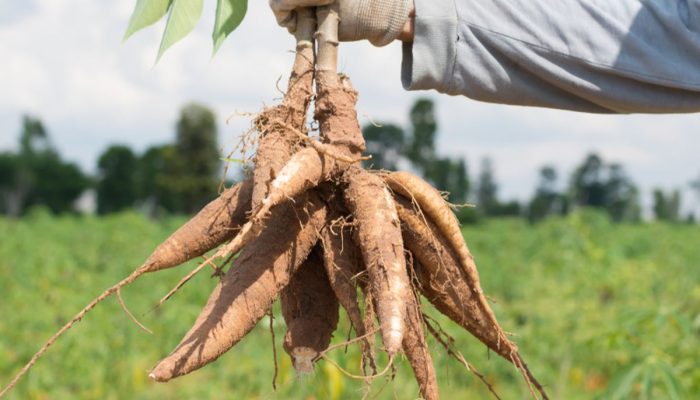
[0,4,547,400]
[281,247,339,374]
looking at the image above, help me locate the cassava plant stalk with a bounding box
[315,4,339,86]
[199,3,365,271]
[291,8,316,79]
[314,4,364,160]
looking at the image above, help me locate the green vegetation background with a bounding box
[1,209,699,399]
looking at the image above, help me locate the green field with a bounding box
[1,208,699,399]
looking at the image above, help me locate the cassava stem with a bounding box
[199,4,365,270]
[315,4,339,85]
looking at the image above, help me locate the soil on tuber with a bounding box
[281,247,339,374]
[149,192,327,381]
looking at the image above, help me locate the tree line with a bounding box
[1,103,220,217]
[1,99,698,223]
[361,99,698,224]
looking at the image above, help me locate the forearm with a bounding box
[401,0,700,113]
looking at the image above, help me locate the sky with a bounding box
[1,0,699,216]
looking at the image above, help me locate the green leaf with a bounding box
[640,365,653,400]
[123,0,173,41]
[212,0,248,54]
[609,364,642,400]
[674,312,693,335]
[659,363,682,400]
[156,0,204,61]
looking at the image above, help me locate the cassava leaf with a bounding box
[156,0,204,61]
[659,363,682,400]
[640,365,653,400]
[123,0,173,41]
[212,0,248,54]
[610,364,642,400]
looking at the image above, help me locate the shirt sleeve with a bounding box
[401,0,700,113]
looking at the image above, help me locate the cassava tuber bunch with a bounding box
[0,5,547,400]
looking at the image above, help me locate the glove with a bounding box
[269,0,412,47]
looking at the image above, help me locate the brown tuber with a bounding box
[149,193,327,381]
[281,248,339,374]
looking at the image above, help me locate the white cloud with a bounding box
[0,0,36,25]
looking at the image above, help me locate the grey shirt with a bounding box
[402,0,700,113]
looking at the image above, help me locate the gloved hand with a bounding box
[269,0,413,47]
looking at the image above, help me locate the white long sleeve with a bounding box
[402,0,700,113]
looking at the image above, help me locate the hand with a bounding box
[269,0,414,46]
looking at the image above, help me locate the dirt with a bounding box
[145,177,253,272]
[149,192,327,381]
[281,247,339,373]
[343,167,410,356]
